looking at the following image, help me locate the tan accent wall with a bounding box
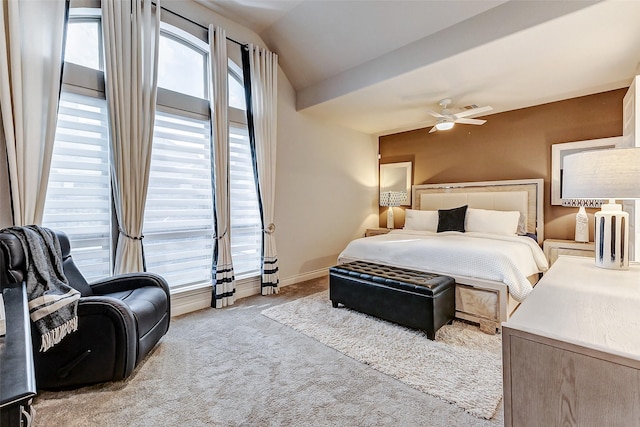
[379,88,626,241]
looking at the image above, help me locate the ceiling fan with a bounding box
[426,99,493,133]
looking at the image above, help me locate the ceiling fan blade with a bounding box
[453,105,493,119]
[425,109,445,118]
[429,126,438,133]
[455,118,486,125]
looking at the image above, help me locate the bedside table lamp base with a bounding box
[574,206,589,243]
[594,201,628,270]
[387,207,394,229]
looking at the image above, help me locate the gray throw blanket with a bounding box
[3,226,80,352]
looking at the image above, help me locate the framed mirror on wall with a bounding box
[551,136,621,205]
[380,161,412,206]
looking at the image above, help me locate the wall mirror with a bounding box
[380,161,412,206]
[551,136,621,205]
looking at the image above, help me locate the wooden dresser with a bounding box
[502,256,640,427]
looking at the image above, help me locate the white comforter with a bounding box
[338,230,549,302]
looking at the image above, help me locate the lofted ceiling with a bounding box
[195,0,640,136]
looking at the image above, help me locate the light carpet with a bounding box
[33,279,503,426]
[261,290,503,419]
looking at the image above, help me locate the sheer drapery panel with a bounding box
[245,44,279,295]
[102,0,160,274]
[209,25,235,308]
[0,0,67,225]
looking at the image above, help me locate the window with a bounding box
[43,11,111,282]
[229,123,261,277]
[228,62,261,278]
[144,26,212,289]
[157,30,207,98]
[145,23,262,288]
[43,92,111,282]
[63,10,102,71]
[46,13,261,290]
[228,60,246,111]
[143,112,214,288]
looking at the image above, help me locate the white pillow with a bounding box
[516,213,527,236]
[404,209,439,232]
[466,208,520,236]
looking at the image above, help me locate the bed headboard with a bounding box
[412,179,544,244]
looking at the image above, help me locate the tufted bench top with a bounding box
[330,261,454,297]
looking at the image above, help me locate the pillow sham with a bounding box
[517,213,527,236]
[404,209,439,232]
[466,208,520,235]
[437,205,467,233]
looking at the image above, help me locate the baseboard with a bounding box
[235,276,262,300]
[170,268,329,317]
[279,268,329,287]
[170,285,212,317]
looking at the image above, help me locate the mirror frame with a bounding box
[379,161,412,206]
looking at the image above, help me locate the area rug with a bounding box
[261,290,503,419]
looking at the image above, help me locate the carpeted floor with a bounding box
[261,290,503,419]
[33,277,504,426]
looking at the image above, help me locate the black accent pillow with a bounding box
[437,205,468,233]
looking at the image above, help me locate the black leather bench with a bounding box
[329,261,455,340]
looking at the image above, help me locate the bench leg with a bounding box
[331,301,338,308]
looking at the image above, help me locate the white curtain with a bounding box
[209,26,235,308]
[0,0,66,226]
[102,0,160,274]
[247,44,279,295]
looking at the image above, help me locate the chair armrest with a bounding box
[32,296,139,389]
[77,296,138,350]
[89,272,170,297]
[78,295,137,324]
[78,296,138,352]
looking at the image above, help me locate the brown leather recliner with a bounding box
[0,230,170,390]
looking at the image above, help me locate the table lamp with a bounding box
[380,191,406,229]
[562,147,640,270]
[561,199,603,243]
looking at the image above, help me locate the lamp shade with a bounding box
[562,148,640,200]
[380,191,406,207]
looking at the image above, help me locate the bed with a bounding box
[338,179,549,332]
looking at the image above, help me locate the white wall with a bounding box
[276,69,379,283]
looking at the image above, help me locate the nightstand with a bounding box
[542,239,595,266]
[364,228,391,237]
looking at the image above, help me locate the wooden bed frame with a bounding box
[411,179,545,332]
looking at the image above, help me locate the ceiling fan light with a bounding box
[435,120,454,131]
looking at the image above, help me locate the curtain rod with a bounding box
[152,2,245,47]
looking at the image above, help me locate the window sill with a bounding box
[170,275,261,317]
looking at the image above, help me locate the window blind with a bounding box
[229,123,261,278]
[42,91,112,282]
[143,111,214,289]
